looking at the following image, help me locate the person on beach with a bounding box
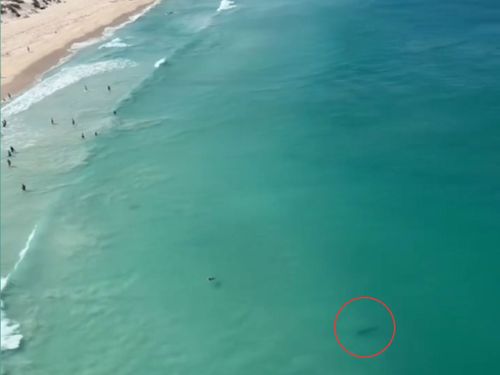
[8,93,12,99]
[7,159,12,167]
[81,133,85,139]
[21,184,26,192]
[27,46,31,53]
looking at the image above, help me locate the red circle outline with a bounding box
[334,296,396,358]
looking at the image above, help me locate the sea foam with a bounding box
[99,38,130,49]
[154,57,167,68]
[2,59,137,118]
[1,226,38,351]
[217,0,237,12]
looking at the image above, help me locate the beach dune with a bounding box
[1,0,157,98]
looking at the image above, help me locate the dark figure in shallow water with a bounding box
[7,159,12,167]
[10,146,15,153]
[107,85,111,92]
[81,133,85,139]
[8,93,12,99]
[84,85,88,92]
[113,110,117,115]
[2,119,6,128]
[94,132,98,137]
[72,118,76,126]
[208,277,216,282]
[51,118,55,125]
[21,184,26,192]
[8,150,12,157]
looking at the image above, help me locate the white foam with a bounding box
[99,38,130,49]
[154,57,167,68]
[1,225,38,351]
[2,59,137,118]
[217,0,237,12]
[71,0,161,51]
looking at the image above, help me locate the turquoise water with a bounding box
[2,0,500,373]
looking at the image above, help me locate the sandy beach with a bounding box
[1,0,157,99]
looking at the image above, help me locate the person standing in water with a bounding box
[81,133,85,139]
[8,150,12,157]
[51,118,55,125]
[10,146,15,153]
[72,118,76,126]
[21,184,26,192]
[7,159,12,167]
[84,85,88,92]
[2,119,6,128]
[107,85,111,92]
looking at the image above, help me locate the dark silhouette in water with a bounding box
[10,146,15,153]
[113,110,117,115]
[7,159,12,167]
[51,117,55,125]
[84,85,88,92]
[356,326,379,336]
[94,131,98,137]
[2,119,6,128]
[208,277,216,282]
[8,150,12,158]
[21,184,26,192]
[107,85,111,92]
[72,118,76,126]
[81,133,85,139]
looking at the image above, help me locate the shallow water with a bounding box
[1,0,500,373]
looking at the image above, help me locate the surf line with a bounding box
[1,224,38,351]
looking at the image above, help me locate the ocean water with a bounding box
[1,0,499,373]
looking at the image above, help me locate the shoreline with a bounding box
[1,0,158,100]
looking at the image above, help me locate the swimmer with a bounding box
[107,85,111,92]
[207,277,216,282]
[2,119,6,128]
[51,117,55,125]
[72,118,76,126]
[21,184,26,192]
[113,110,117,115]
[81,133,85,139]
[7,159,11,167]
[10,146,15,153]
[8,150,12,157]
[94,131,98,137]
[84,85,88,92]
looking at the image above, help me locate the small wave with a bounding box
[217,0,237,12]
[154,57,167,68]
[2,59,137,117]
[99,38,130,49]
[1,226,38,351]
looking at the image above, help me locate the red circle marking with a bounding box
[334,296,396,358]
